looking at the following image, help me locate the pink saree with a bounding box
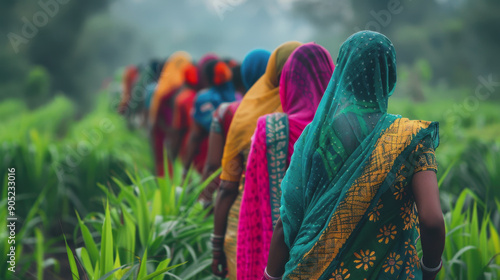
[236,43,335,279]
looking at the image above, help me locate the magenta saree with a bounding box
[236,43,335,279]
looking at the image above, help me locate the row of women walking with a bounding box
[118,31,445,280]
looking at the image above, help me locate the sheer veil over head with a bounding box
[280,31,403,277]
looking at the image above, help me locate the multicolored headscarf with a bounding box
[220,41,302,182]
[280,43,335,149]
[193,60,236,131]
[198,53,219,89]
[280,31,439,279]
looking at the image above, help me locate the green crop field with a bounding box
[0,84,499,279]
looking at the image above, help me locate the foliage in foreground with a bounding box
[63,168,500,280]
[65,163,221,280]
[0,95,152,225]
[1,92,499,279]
[436,190,500,280]
[0,95,152,279]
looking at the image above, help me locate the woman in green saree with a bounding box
[264,31,445,280]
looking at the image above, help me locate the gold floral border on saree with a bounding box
[287,118,432,279]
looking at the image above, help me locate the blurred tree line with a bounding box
[1,0,498,110]
[291,0,500,92]
[1,0,110,109]
[0,0,149,111]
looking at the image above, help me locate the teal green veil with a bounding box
[280,31,401,277]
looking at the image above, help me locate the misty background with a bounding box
[1,0,499,111]
[1,2,499,278]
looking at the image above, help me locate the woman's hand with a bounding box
[212,250,228,278]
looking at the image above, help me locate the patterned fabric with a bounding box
[236,119,273,280]
[210,101,241,138]
[237,43,334,280]
[287,119,438,280]
[280,31,440,279]
[266,114,290,226]
[236,114,291,280]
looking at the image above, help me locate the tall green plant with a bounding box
[67,162,220,279]
[435,189,500,280]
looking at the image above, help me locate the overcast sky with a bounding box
[108,0,319,62]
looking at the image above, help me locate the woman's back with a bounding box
[329,118,438,279]
[273,31,444,280]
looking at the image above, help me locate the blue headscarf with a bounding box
[193,60,236,131]
[241,49,271,90]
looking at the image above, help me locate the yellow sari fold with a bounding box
[149,51,191,125]
[287,118,436,279]
[220,41,302,182]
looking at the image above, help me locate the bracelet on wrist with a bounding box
[263,267,282,280]
[420,257,442,273]
[211,233,224,239]
[211,237,224,242]
[211,237,224,243]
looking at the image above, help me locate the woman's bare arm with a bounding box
[265,217,289,278]
[412,170,445,279]
[211,155,243,277]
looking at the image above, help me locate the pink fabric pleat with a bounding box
[236,43,335,279]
